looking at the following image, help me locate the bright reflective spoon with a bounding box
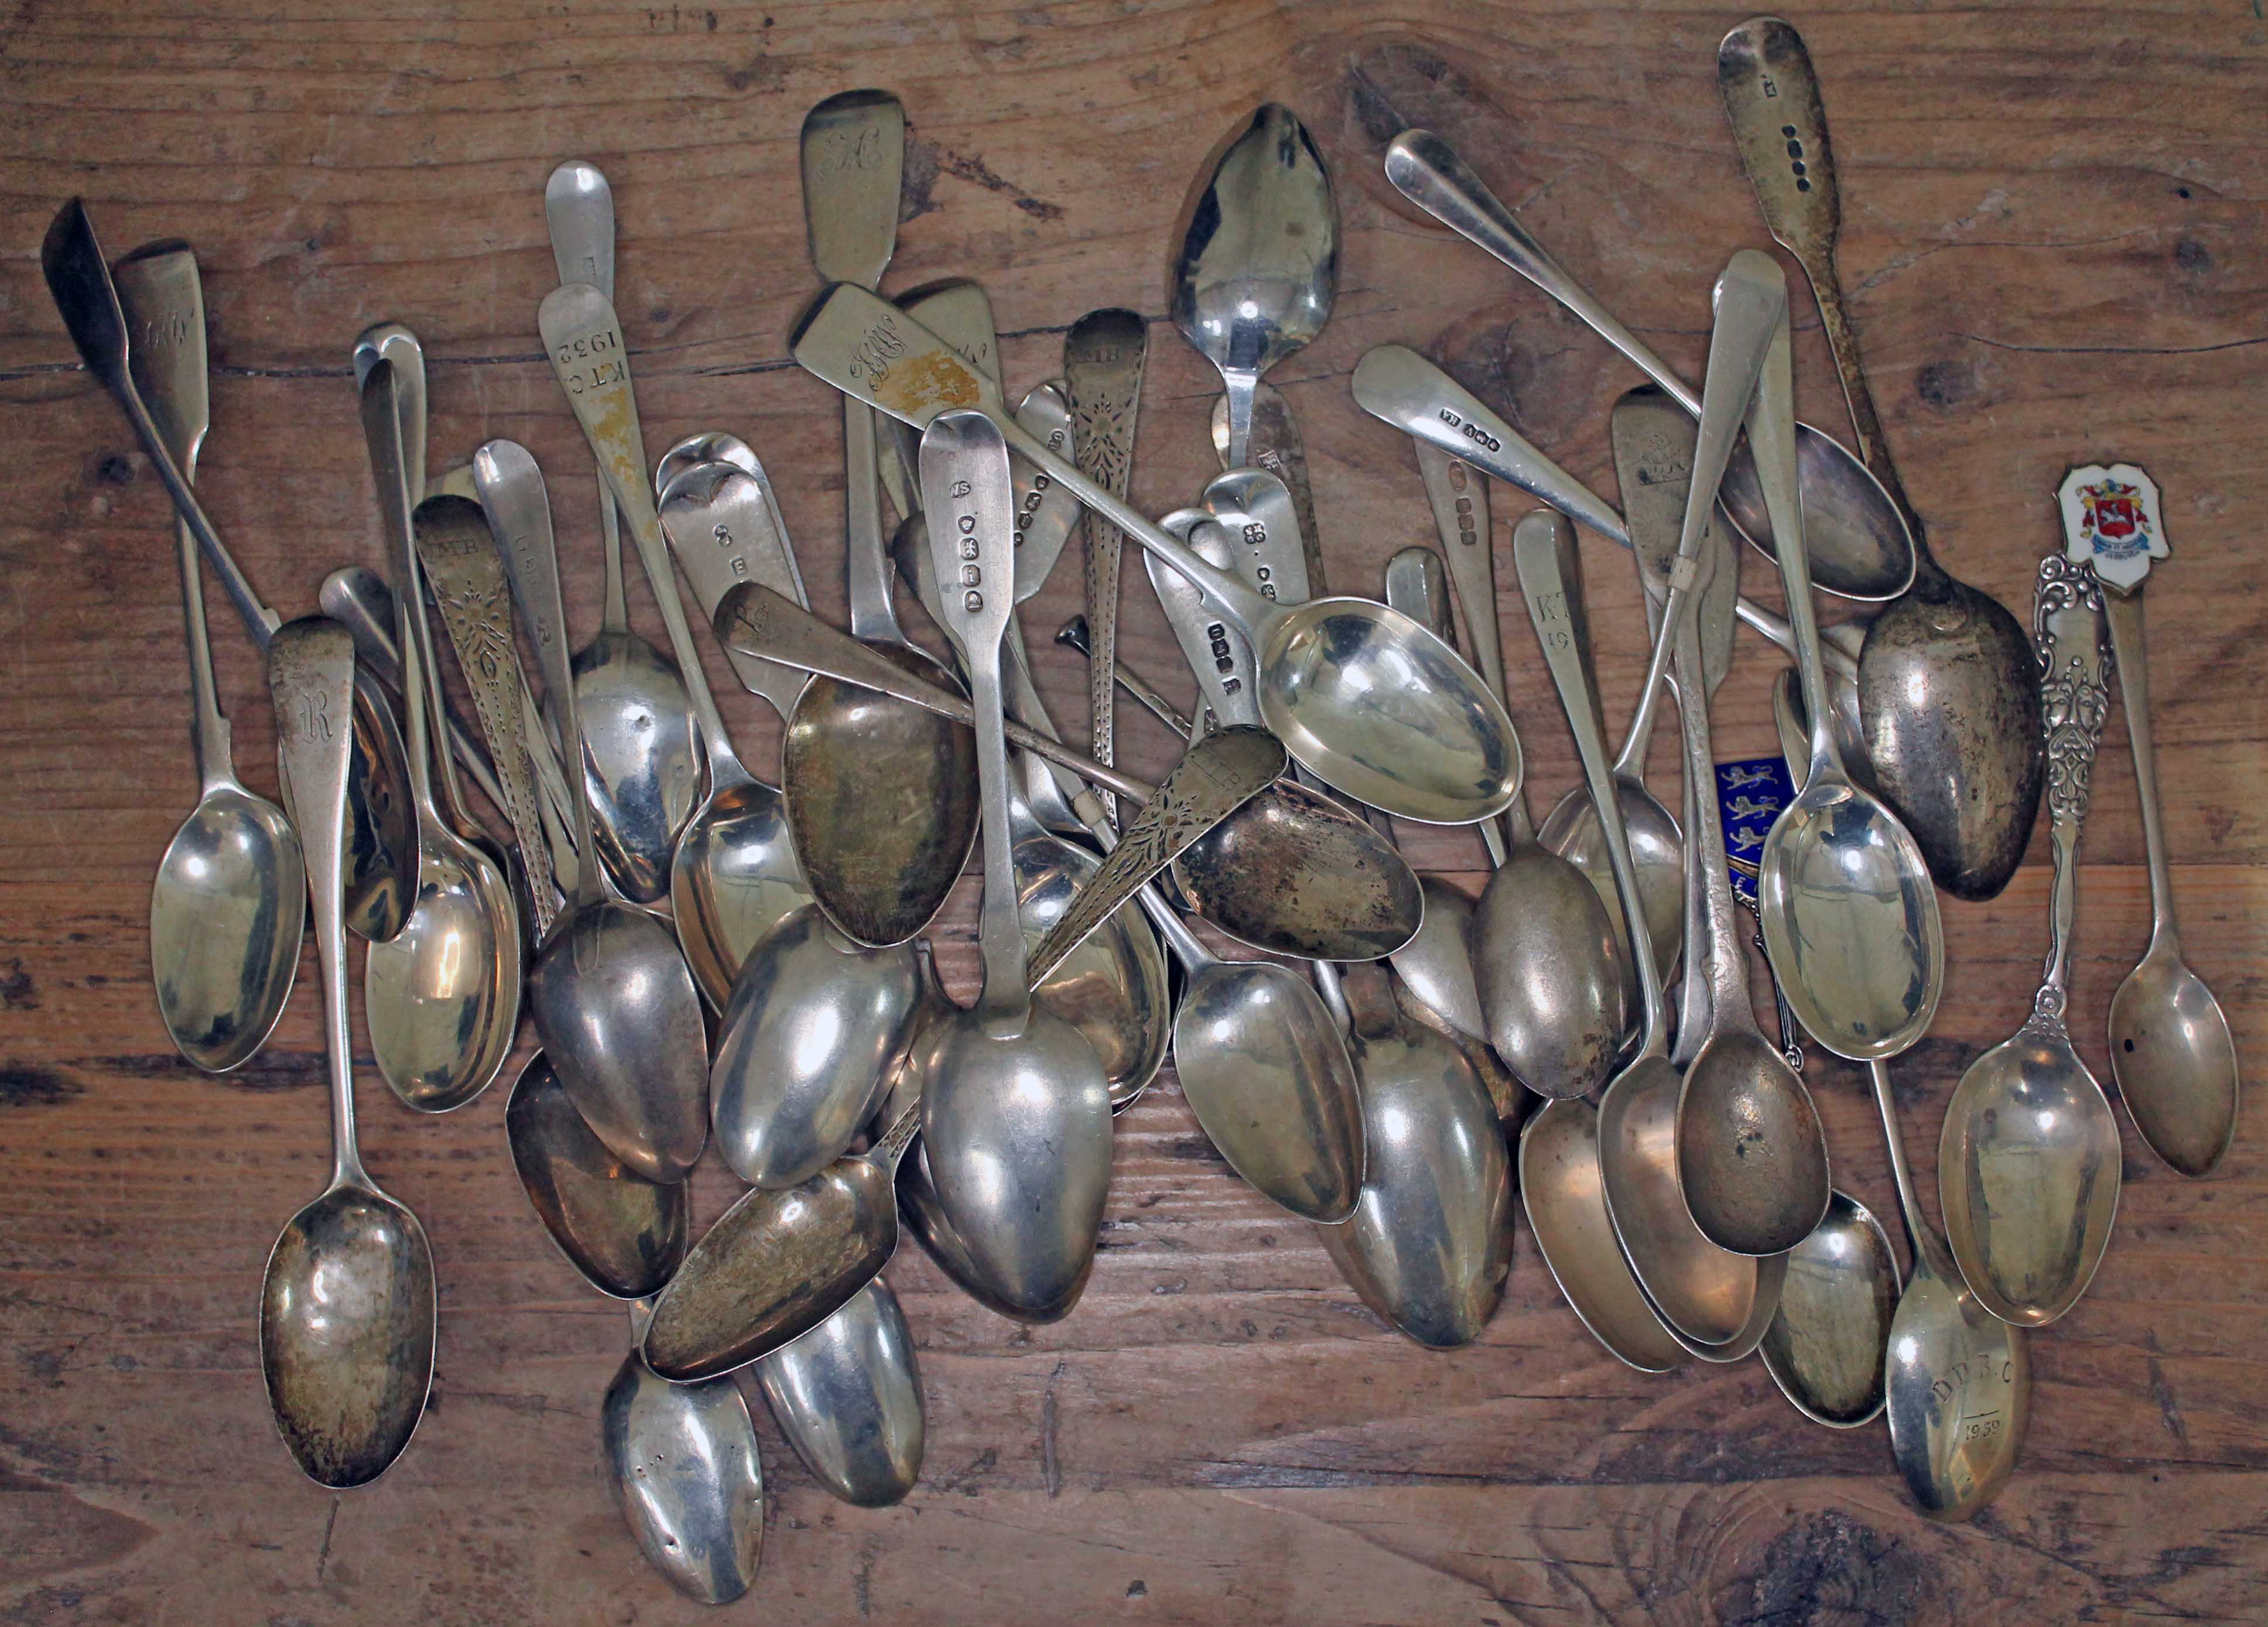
[1722,17,2045,900]
[730,587,1422,964]
[1316,964,1512,1348]
[258,617,436,1488]
[649,460,820,1009]
[754,1277,925,1508]
[1381,127,1913,601]
[1171,103,1337,468]
[2079,498,2240,1175]
[543,162,700,905]
[912,412,1115,1319]
[1747,312,1943,1059]
[606,1299,765,1603]
[1774,666,2026,1504]
[41,199,411,941]
[1520,1097,1687,1372]
[791,285,1520,825]
[1939,557,2122,1326]
[480,439,708,1184]
[357,369,521,1113]
[115,242,303,1073]
[505,1052,687,1300]
[1760,1190,1897,1428]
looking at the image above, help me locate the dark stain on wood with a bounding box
[0,1066,80,1109]
[1724,1510,1923,1625]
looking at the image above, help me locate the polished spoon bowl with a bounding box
[480,439,709,1185]
[358,372,522,1113]
[115,242,305,1074]
[42,199,415,943]
[258,617,436,1488]
[1759,1190,1897,1428]
[1520,1098,1687,1372]
[504,1051,688,1301]
[544,159,702,905]
[791,283,1521,827]
[754,1277,925,1509]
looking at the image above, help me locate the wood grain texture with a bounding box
[2,2,2264,1621]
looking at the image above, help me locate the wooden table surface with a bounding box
[4,2,2263,1621]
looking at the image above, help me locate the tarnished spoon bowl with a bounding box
[2110,949,2240,1178]
[604,1322,765,1603]
[151,784,303,1071]
[1016,834,1171,1109]
[1678,1026,1832,1257]
[1473,846,1625,1100]
[504,1052,687,1300]
[1255,596,1522,828]
[1178,960,1364,1222]
[1319,1023,1513,1348]
[531,898,709,1185]
[755,1278,925,1508]
[363,820,521,1112]
[259,1182,435,1488]
[1596,1060,1759,1346]
[574,628,701,905]
[644,1151,899,1380]
[1717,440,1913,603]
[919,1007,1114,1321]
[669,773,812,1013]
[1173,779,1424,962]
[785,643,980,948]
[1759,1190,1897,1428]
[1938,1020,2122,1327]
[711,904,923,1190]
[1518,1098,1685,1371]
[1537,778,1683,992]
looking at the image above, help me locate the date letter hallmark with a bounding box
[710,523,750,579]
[1435,405,1501,454]
[953,510,987,611]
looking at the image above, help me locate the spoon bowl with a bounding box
[710,903,923,1189]
[2111,951,2239,1177]
[1472,834,1626,1100]
[1518,1099,1686,1371]
[151,785,303,1072]
[364,828,521,1112]
[573,631,700,904]
[1759,1191,1896,1428]
[1318,1013,1512,1348]
[1017,832,1172,1110]
[1172,777,1424,961]
[669,773,811,1011]
[1537,781,1684,991]
[505,1052,687,1300]
[1677,1026,1831,1256]
[1596,1059,1761,1345]
[1389,875,1486,1047]
[605,1309,765,1603]
[754,1279,925,1508]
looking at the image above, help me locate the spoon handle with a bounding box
[2030,556,2114,1011]
[1381,545,1513,861]
[1011,383,1083,604]
[544,160,631,633]
[1384,130,1698,415]
[2099,587,2180,950]
[1413,443,1522,849]
[919,411,1027,1028]
[538,283,741,765]
[1718,16,1918,531]
[1145,514,1263,732]
[358,362,439,816]
[112,245,231,795]
[1866,1058,1946,1279]
[1514,508,1669,1055]
[1349,344,1858,683]
[478,439,604,913]
[266,617,365,1188]
[1065,308,1150,791]
[655,464,813,720]
[1745,313,1843,788]
[1057,617,1198,740]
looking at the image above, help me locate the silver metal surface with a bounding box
[504,1051,687,1301]
[1759,1190,1896,1428]
[1518,1098,1686,1373]
[754,1279,925,1508]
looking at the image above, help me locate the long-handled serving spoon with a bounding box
[1747,310,1944,1059]
[543,160,701,905]
[42,199,414,941]
[258,617,436,1488]
[1939,556,2123,1325]
[606,1299,765,1603]
[1534,254,1790,996]
[478,439,709,1184]
[114,242,304,1073]
[644,695,1287,1376]
[1721,16,2045,901]
[357,367,521,1112]
[791,285,1520,826]
[1381,127,1913,602]
[911,412,1116,1317]
[753,1277,925,1509]
[2065,477,2241,1176]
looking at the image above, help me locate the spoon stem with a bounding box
[2032,556,2113,1008]
[1515,508,1668,1055]
[1746,318,1843,786]
[2101,587,2180,953]
[359,364,440,818]
[268,621,365,1191]
[1668,559,1763,1031]
[1867,1059,1941,1279]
